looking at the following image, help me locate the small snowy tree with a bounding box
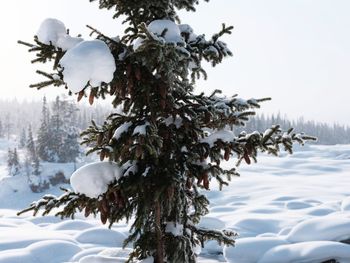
[26,125,45,192]
[26,125,37,163]
[7,148,21,176]
[58,97,81,163]
[37,96,51,161]
[47,96,64,162]
[18,1,315,262]
[12,148,21,176]
[19,127,27,149]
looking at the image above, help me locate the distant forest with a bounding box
[235,113,350,145]
[0,97,349,145]
[0,96,110,141]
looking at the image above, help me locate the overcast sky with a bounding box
[1,0,349,125]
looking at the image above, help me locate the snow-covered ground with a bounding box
[1,140,350,263]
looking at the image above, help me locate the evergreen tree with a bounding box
[12,148,21,176]
[26,125,37,163]
[58,97,81,162]
[47,96,64,162]
[7,148,13,175]
[7,148,21,176]
[26,125,44,191]
[19,127,27,148]
[37,96,51,161]
[18,1,315,262]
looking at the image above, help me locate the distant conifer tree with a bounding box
[19,128,27,149]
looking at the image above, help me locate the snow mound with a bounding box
[285,200,312,210]
[286,216,350,242]
[230,217,283,237]
[75,227,126,247]
[224,237,289,263]
[0,225,73,251]
[48,220,95,231]
[258,241,350,263]
[79,248,132,263]
[37,18,83,50]
[71,247,108,262]
[70,162,121,198]
[341,196,350,211]
[59,40,116,93]
[0,240,81,263]
[79,255,126,263]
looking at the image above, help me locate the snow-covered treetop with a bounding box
[90,0,209,26]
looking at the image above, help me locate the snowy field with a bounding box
[1,141,350,262]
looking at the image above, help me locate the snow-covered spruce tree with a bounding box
[7,148,21,176]
[26,125,45,192]
[58,97,81,163]
[18,1,315,262]
[19,127,27,149]
[26,125,37,164]
[37,96,51,161]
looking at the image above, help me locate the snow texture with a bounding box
[37,18,83,51]
[0,240,81,263]
[59,40,116,93]
[70,162,121,198]
[224,237,288,263]
[75,227,126,247]
[286,215,350,242]
[341,196,350,211]
[258,241,350,263]
[1,139,350,263]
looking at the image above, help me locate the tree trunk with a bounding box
[154,201,164,263]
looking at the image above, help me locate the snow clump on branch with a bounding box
[59,40,116,93]
[70,162,121,198]
[133,19,186,50]
[37,18,83,51]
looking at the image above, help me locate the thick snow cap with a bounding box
[70,162,121,198]
[133,19,184,50]
[59,40,116,93]
[37,18,67,46]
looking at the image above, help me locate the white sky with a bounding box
[0,0,349,125]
